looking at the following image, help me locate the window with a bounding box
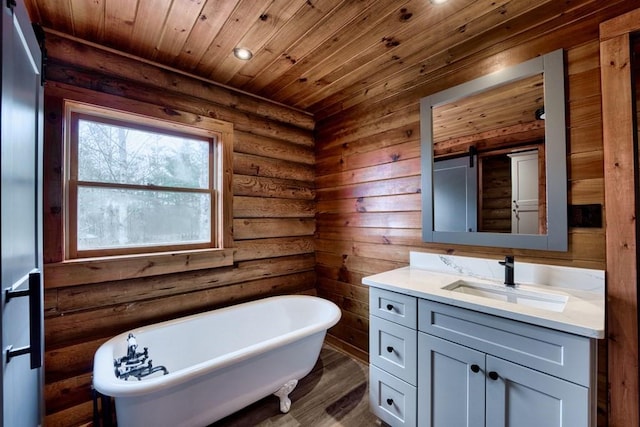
[65,101,229,259]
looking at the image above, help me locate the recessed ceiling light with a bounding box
[430,0,448,4]
[233,47,253,60]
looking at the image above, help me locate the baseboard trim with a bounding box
[324,334,369,365]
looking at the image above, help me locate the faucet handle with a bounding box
[499,255,514,266]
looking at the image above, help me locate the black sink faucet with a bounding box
[499,256,516,287]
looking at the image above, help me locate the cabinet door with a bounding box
[485,356,590,427]
[370,365,417,427]
[418,333,485,427]
[370,316,417,385]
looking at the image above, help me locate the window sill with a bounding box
[44,248,235,288]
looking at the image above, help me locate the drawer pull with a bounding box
[386,398,394,406]
[386,304,394,311]
[488,371,499,380]
[470,364,480,373]
[386,346,394,353]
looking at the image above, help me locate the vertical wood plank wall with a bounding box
[41,34,316,426]
[314,14,613,427]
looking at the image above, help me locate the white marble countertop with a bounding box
[362,254,605,339]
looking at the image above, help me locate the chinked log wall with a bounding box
[313,5,632,426]
[42,33,316,426]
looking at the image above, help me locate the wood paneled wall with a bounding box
[314,7,624,426]
[41,33,316,426]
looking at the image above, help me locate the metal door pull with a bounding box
[4,269,42,369]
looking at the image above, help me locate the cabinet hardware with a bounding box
[386,398,394,406]
[386,304,394,311]
[386,346,394,353]
[488,371,499,380]
[470,364,480,373]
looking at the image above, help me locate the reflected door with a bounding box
[433,156,478,232]
[509,151,539,234]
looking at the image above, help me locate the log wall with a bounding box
[42,33,315,426]
[314,8,622,426]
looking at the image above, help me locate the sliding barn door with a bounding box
[1,0,44,425]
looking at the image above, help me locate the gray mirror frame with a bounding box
[420,49,567,251]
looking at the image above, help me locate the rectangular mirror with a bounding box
[420,49,567,251]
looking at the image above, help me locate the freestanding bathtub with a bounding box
[93,295,341,427]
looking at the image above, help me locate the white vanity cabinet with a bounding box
[368,288,597,427]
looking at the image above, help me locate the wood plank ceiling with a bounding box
[22,0,615,118]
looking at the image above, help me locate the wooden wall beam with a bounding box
[600,9,640,427]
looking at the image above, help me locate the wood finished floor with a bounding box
[209,344,384,427]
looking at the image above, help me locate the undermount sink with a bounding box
[442,280,568,312]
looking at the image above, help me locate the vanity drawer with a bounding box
[370,287,417,328]
[369,365,417,427]
[370,316,417,385]
[418,299,593,386]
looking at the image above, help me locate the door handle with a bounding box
[5,269,42,369]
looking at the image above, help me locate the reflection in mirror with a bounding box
[433,73,545,235]
[421,49,567,251]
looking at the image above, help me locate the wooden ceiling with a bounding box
[21,0,634,118]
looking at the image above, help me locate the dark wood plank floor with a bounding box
[210,344,384,427]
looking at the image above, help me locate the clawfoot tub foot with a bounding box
[274,379,298,413]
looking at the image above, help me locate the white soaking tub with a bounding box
[93,295,341,427]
